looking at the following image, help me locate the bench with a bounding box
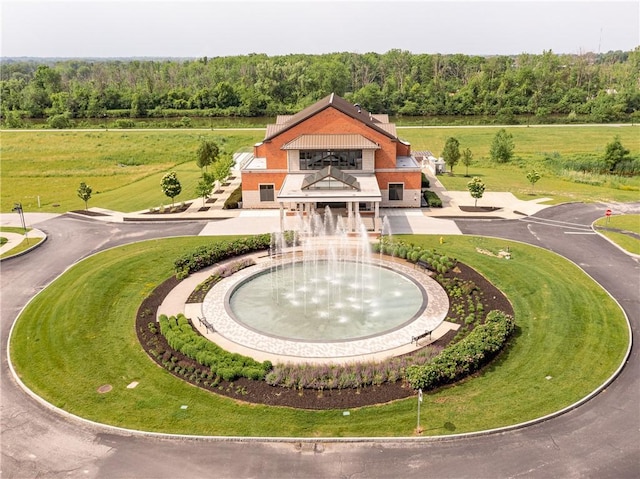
[415,259,430,271]
[198,317,215,334]
[411,330,432,346]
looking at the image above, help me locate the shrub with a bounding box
[406,310,515,391]
[174,234,270,278]
[223,185,242,209]
[423,190,443,207]
[158,314,271,381]
[421,172,430,188]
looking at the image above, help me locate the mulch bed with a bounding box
[459,206,502,213]
[70,210,110,217]
[206,198,217,204]
[136,260,513,409]
[144,203,192,214]
[198,207,210,212]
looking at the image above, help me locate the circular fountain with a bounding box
[201,207,449,361]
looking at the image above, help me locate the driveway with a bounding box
[1,205,639,478]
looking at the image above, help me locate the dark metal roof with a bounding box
[263,93,399,142]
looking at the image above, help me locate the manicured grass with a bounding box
[0,226,31,234]
[593,214,640,255]
[10,235,629,436]
[0,237,44,259]
[399,125,640,204]
[0,130,263,213]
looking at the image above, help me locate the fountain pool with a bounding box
[227,260,427,341]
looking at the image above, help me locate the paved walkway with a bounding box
[0,229,47,257]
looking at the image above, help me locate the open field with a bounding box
[399,125,640,204]
[10,235,629,436]
[1,126,638,213]
[0,130,263,213]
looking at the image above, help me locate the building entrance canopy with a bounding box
[277,172,381,204]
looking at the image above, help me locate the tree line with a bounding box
[1,48,639,125]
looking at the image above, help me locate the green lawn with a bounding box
[1,126,638,213]
[9,235,629,436]
[399,125,640,204]
[593,214,640,255]
[0,130,263,213]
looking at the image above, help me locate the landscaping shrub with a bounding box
[158,314,271,381]
[223,185,242,209]
[174,234,270,278]
[405,310,515,391]
[423,190,443,207]
[421,172,430,188]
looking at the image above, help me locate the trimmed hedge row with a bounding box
[423,190,443,207]
[372,239,455,274]
[159,314,272,381]
[174,234,270,279]
[406,310,515,391]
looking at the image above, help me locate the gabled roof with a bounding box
[301,165,360,191]
[263,93,399,142]
[281,134,380,150]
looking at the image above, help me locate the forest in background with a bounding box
[1,49,639,127]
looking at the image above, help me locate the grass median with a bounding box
[9,235,629,436]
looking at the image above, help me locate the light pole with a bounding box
[12,202,29,244]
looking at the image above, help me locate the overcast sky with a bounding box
[1,0,638,58]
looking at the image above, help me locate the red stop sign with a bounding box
[605,209,612,217]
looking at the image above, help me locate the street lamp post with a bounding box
[12,202,29,244]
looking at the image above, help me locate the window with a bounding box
[299,150,362,170]
[259,184,274,202]
[389,183,404,201]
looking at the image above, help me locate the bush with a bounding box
[158,314,272,382]
[223,185,242,209]
[421,172,430,189]
[174,234,270,278]
[423,190,443,207]
[406,310,515,391]
[47,113,72,129]
[113,119,136,129]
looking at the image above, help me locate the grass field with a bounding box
[594,214,640,255]
[10,235,629,436]
[1,126,637,213]
[399,125,640,204]
[1,130,263,213]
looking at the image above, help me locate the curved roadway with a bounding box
[2,204,639,478]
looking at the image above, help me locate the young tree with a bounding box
[195,177,214,207]
[212,155,235,187]
[161,172,182,206]
[603,136,630,172]
[196,138,220,173]
[77,182,92,210]
[442,137,461,174]
[461,147,473,176]
[526,170,542,193]
[490,128,515,163]
[467,177,485,207]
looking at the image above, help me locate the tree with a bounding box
[212,155,235,187]
[467,177,485,207]
[195,177,214,207]
[603,136,630,172]
[196,138,220,173]
[161,172,182,206]
[526,170,541,193]
[77,182,92,210]
[442,137,461,174]
[490,128,515,163]
[461,147,473,176]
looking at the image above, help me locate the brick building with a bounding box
[240,93,422,229]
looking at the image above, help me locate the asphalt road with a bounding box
[1,205,639,478]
